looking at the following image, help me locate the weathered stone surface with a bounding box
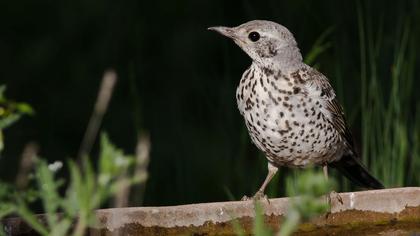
[3,187,420,235]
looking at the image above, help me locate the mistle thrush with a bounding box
[209,20,384,199]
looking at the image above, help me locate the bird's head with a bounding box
[209,20,302,68]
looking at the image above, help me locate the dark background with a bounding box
[0,0,419,206]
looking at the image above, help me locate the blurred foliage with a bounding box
[0,0,419,207]
[252,202,272,236]
[279,169,333,236]
[0,86,33,153]
[232,169,333,236]
[303,26,334,67]
[0,133,146,236]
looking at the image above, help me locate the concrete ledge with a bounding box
[3,187,420,235]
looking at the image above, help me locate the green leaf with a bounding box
[0,85,33,131]
[231,217,246,236]
[0,203,15,219]
[35,160,61,229]
[15,198,49,236]
[15,103,34,115]
[304,26,334,66]
[68,160,83,212]
[98,132,135,187]
[1,130,146,236]
[0,113,21,129]
[253,201,272,236]
[278,209,300,236]
[49,218,72,236]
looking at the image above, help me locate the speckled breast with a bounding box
[236,65,345,167]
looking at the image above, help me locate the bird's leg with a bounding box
[323,164,329,180]
[242,163,278,201]
[323,165,343,207]
[254,164,278,200]
[323,165,332,205]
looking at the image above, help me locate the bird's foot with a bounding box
[241,195,251,201]
[326,191,343,205]
[241,191,270,203]
[325,191,343,218]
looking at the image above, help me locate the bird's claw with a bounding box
[327,191,343,205]
[241,195,251,201]
[324,191,344,218]
[241,191,270,203]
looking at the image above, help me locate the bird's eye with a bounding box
[248,31,260,42]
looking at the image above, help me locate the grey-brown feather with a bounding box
[210,19,384,190]
[304,68,355,153]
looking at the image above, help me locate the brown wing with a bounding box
[302,67,384,189]
[325,94,355,150]
[304,68,355,150]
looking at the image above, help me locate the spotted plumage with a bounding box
[209,20,384,199]
[236,64,346,167]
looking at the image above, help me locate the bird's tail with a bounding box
[329,154,385,189]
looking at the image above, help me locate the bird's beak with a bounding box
[208,26,236,39]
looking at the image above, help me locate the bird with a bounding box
[208,20,384,200]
